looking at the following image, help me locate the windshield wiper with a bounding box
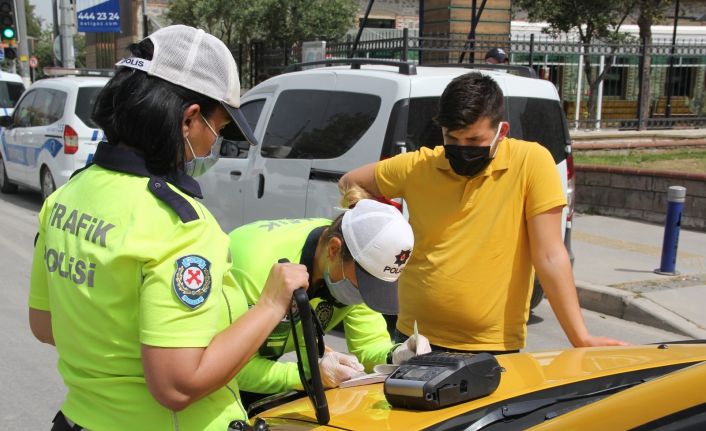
[464,380,647,431]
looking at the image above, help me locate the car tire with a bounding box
[530,277,544,310]
[0,152,18,194]
[40,167,56,201]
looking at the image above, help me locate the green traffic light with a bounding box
[2,27,14,39]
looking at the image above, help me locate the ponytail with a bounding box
[339,183,374,209]
[319,184,375,262]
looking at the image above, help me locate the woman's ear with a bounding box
[182,104,200,137]
[327,236,342,259]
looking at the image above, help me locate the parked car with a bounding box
[0,76,108,200]
[0,70,26,117]
[252,340,706,430]
[199,60,575,308]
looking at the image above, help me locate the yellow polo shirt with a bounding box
[375,138,566,351]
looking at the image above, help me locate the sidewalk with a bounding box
[572,213,706,339]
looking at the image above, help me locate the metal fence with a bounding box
[244,30,706,130]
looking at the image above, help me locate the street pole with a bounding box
[52,0,62,66]
[15,0,30,86]
[665,0,680,119]
[60,0,75,69]
[142,0,148,38]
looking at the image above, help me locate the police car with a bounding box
[0,76,108,200]
[0,70,25,117]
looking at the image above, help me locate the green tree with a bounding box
[24,0,42,38]
[167,0,263,48]
[515,0,638,128]
[257,0,357,46]
[168,0,356,85]
[167,0,356,48]
[29,29,54,78]
[636,0,672,130]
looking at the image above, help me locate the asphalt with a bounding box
[567,128,706,339]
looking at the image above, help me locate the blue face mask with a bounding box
[184,114,224,177]
[324,255,363,306]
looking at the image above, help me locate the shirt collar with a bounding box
[92,142,203,198]
[435,137,511,177]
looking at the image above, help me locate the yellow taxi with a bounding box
[243,290,706,430]
[252,342,706,430]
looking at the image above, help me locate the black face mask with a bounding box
[444,145,492,177]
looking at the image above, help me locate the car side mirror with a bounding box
[0,115,12,128]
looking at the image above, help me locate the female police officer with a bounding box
[28,25,307,431]
[230,187,431,408]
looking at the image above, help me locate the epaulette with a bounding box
[147,177,199,223]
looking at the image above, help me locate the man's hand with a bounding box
[318,351,365,388]
[391,333,432,365]
[576,335,629,347]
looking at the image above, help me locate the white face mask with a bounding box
[323,255,363,306]
[184,114,223,177]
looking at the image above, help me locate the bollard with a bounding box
[655,186,686,276]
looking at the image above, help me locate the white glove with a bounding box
[318,351,365,388]
[391,333,432,365]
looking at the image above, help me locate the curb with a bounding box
[575,281,706,339]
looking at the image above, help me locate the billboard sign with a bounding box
[76,0,121,33]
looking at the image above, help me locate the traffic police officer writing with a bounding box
[231,188,430,408]
[28,25,308,431]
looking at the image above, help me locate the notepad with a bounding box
[338,372,388,388]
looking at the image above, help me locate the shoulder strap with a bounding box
[147,177,199,223]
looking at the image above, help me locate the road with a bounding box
[0,188,690,430]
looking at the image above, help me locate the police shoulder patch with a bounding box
[173,255,212,309]
[315,301,335,330]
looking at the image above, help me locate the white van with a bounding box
[200,61,574,235]
[198,60,575,308]
[0,76,108,200]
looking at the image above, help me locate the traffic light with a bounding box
[0,0,16,43]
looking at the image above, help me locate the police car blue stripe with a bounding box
[0,135,63,166]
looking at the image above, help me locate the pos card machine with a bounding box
[384,352,502,410]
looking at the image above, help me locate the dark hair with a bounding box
[435,72,504,132]
[91,38,220,177]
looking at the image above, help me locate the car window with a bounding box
[30,89,52,126]
[506,97,569,163]
[261,89,380,159]
[31,89,66,126]
[47,91,67,124]
[75,86,104,128]
[0,81,25,108]
[404,96,569,163]
[406,97,443,151]
[13,90,37,127]
[220,99,265,159]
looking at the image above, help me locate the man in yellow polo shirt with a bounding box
[340,72,626,352]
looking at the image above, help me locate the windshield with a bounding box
[402,96,570,165]
[429,363,698,431]
[0,81,25,108]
